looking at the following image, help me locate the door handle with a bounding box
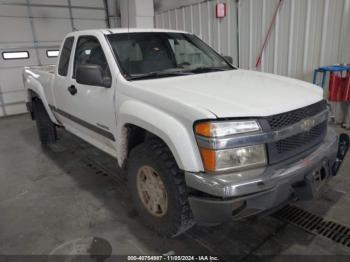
[68,85,77,95]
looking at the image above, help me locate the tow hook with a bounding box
[332,133,349,175]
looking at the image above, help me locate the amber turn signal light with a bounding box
[199,148,216,172]
[195,122,212,137]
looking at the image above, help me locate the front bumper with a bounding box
[185,128,348,225]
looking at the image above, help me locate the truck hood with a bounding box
[131,69,323,118]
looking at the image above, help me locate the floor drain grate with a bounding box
[274,205,350,247]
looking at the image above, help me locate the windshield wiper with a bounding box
[187,66,231,73]
[129,70,191,80]
[128,66,231,80]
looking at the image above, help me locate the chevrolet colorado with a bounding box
[24,28,349,237]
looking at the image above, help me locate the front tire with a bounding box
[32,99,57,145]
[127,139,194,237]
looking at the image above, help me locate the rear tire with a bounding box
[127,139,195,237]
[32,99,57,145]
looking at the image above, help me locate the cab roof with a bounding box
[70,28,190,35]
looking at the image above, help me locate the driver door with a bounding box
[55,35,117,157]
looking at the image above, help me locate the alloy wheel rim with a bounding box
[136,165,168,217]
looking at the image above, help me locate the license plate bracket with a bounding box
[293,161,330,200]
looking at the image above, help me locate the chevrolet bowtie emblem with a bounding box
[301,118,316,132]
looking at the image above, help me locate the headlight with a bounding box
[195,120,261,137]
[194,120,267,173]
[199,145,267,172]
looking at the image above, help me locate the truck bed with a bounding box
[23,65,57,114]
[24,65,56,74]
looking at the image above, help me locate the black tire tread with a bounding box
[32,98,57,145]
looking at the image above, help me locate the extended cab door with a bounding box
[53,33,117,156]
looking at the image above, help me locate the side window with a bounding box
[73,36,111,80]
[58,37,74,76]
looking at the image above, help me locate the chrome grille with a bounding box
[265,101,328,164]
[275,122,327,153]
[266,100,327,131]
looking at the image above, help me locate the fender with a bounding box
[23,68,60,125]
[116,100,204,172]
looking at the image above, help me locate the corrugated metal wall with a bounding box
[155,0,239,66]
[0,0,109,117]
[155,0,350,81]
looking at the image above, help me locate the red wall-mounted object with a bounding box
[344,74,350,101]
[328,72,350,102]
[216,3,226,18]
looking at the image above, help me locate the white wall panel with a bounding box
[339,0,350,63]
[30,7,71,18]
[0,5,28,16]
[321,0,344,66]
[71,0,104,8]
[0,50,39,68]
[169,9,176,30]
[238,0,349,81]
[288,0,307,78]
[238,0,250,69]
[37,48,59,65]
[33,19,72,42]
[29,0,68,5]
[0,68,28,92]
[210,1,219,52]
[2,90,26,104]
[73,19,107,30]
[109,16,121,27]
[3,104,27,116]
[0,0,26,3]
[192,5,200,36]
[177,7,185,30]
[184,6,192,32]
[72,9,106,19]
[155,0,349,81]
[155,0,238,65]
[302,0,323,77]
[0,68,28,117]
[0,0,109,117]
[0,18,33,42]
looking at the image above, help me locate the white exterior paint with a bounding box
[155,0,350,81]
[130,69,323,118]
[23,29,325,173]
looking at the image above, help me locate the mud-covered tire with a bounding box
[127,139,195,237]
[32,99,57,145]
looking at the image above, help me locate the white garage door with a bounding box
[0,0,109,117]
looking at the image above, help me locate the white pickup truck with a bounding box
[24,28,349,237]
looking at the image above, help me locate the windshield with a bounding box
[107,32,235,80]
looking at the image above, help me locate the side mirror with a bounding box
[76,64,111,88]
[223,55,233,64]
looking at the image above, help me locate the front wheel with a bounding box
[127,139,194,237]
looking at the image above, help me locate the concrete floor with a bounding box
[0,114,350,260]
